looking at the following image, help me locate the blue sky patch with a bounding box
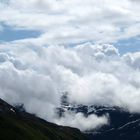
[115,37,140,54]
[0,24,41,42]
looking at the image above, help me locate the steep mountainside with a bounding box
[0,98,88,140]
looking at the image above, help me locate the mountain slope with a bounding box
[0,98,88,140]
[88,106,140,140]
[1,95,140,140]
[57,93,140,140]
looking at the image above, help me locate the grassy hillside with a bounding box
[0,99,88,140]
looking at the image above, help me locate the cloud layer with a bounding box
[0,0,140,44]
[0,42,140,130]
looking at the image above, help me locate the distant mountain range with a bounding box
[57,93,140,140]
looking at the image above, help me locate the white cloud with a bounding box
[54,112,109,131]
[0,0,140,44]
[0,42,140,131]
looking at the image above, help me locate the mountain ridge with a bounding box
[57,93,140,140]
[0,98,88,140]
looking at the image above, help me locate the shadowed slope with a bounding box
[0,98,88,140]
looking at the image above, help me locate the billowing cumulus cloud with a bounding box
[0,42,140,130]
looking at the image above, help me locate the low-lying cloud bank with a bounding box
[54,112,109,131]
[0,42,140,130]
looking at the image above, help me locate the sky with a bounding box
[0,24,40,42]
[0,0,140,131]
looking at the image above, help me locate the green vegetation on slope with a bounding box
[0,106,87,140]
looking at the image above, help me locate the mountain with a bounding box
[0,98,88,140]
[88,106,140,140]
[1,94,140,140]
[57,93,140,140]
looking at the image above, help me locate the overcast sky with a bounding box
[0,0,140,131]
